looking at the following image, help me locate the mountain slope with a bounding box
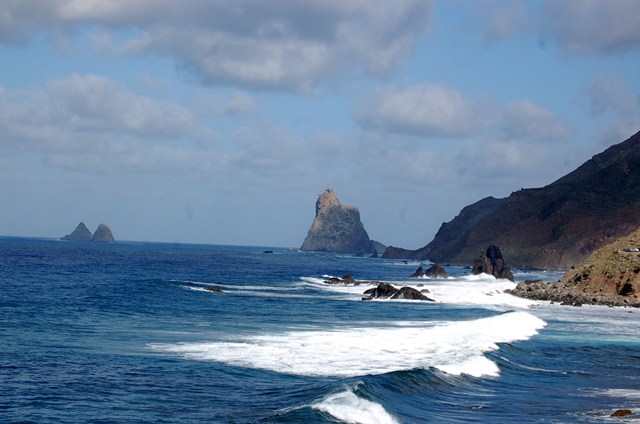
[396,130,640,270]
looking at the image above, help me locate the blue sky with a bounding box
[1,0,639,248]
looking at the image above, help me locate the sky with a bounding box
[1,0,639,248]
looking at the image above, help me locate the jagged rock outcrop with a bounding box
[472,245,514,281]
[92,223,115,242]
[301,188,383,254]
[410,264,447,279]
[507,227,640,306]
[362,282,398,299]
[61,222,94,241]
[387,130,640,269]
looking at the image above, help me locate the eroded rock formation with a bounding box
[301,188,380,254]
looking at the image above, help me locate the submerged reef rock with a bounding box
[387,130,640,270]
[472,245,514,281]
[508,227,640,307]
[301,188,381,254]
[92,223,115,242]
[61,222,94,241]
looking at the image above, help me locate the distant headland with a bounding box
[61,222,115,242]
[383,129,640,271]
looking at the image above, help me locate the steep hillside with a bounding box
[388,130,640,269]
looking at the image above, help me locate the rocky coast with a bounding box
[507,227,640,307]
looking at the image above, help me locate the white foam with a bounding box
[312,388,399,424]
[150,311,546,378]
[302,273,538,308]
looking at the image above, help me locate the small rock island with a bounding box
[301,188,384,254]
[62,222,115,242]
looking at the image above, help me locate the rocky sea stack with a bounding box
[472,245,514,281]
[301,188,383,254]
[61,222,93,241]
[61,222,115,242]
[508,226,640,306]
[92,223,115,242]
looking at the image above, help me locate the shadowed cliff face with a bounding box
[301,188,373,254]
[390,130,640,270]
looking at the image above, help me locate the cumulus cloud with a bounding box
[0,0,435,92]
[584,75,638,117]
[583,75,640,145]
[0,74,218,172]
[354,83,485,138]
[355,83,570,144]
[500,100,572,142]
[46,74,203,139]
[476,0,533,41]
[540,0,640,56]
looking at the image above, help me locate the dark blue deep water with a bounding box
[1,237,639,423]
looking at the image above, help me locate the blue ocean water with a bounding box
[1,237,639,423]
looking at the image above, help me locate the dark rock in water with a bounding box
[390,286,435,301]
[355,251,364,257]
[370,250,379,258]
[61,222,93,241]
[424,264,447,279]
[92,223,115,242]
[472,245,514,281]
[362,282,434,301]
[205,286,223,292]
[611,409,632,417]
[263,250,274,254]
[409,263,445,279]
[362,282,398,300]
[301,188,378,254]
[323,274,358,285]
[410,266,425,278]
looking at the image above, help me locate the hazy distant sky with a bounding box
[1,0,639,248]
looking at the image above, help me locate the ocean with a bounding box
[1,237,639,423]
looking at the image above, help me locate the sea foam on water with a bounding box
[150,311,546,378]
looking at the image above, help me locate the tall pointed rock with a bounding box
[92,223,115,242]
[61,222,93,241]
[301,188,373,254]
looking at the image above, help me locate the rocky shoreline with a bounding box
[506,280,640,307]
[507,226,640,307]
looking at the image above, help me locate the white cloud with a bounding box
[540,0,640,56]
[583,75,640,146]
[354,83,484,138]
[0,0,436,92]
[584,75,637,117]
[501,100,572,142]
[0,75,220,173]
[476,0,533,41]
[46,74,204,139]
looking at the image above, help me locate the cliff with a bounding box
[387,130,640,270]
[61,222,93,241]
[301,188,380,254]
